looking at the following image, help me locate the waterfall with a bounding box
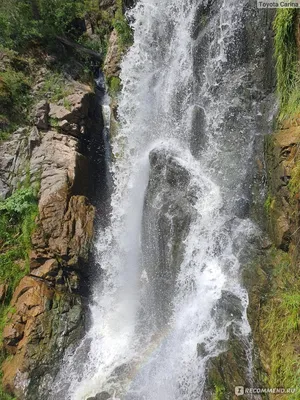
[50,1,275,399]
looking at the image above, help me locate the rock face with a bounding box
[192,2,276,398]
[265,123,300,251]
[0,127,30,199]
[87,392,112,400]
[33,100,50,130]
[201,291,250,400]
[1,83,104,399]
[142,148,196,327]
[243,117,300,399]
[103,29,121,79]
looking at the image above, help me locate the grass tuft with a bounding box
[261,249,300,399]
[273,9,300,120]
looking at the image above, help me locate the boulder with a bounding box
[30,259,59,280]
[29,129,93,261]
[49,89,93,138]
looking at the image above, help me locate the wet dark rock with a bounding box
[203,326,251,400]
[211,290,243,328]
[234,196,250,219]
[142,148,196,327]
[87,392,111,400]
[190,105,207,158]
[197,342,208,358]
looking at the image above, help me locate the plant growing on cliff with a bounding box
[264,194,275,213]
[273,9,299,119]
[261,249,300,399]
[213,384,225,400]
[108,76,122,96]
[0,66,32,131]
[112,0,133,52]
[0,187,38,399]
[288,159,300,196]
[37,72,73,103]
[0,187,38,305]
[0,188,37,215]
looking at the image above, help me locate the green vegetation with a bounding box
[0,0,85,50]
[0,380,15,400]
[0,0,132,134]
[261,249,300,399]
[288,161,300,196]
[0,187,38,302]
[264,193,275,213]
[113,0,133,52]
[0,129,10,142]
[273,9,299,120]
[0,186,38,397]
[0,55,32,134]
[37,72,73,103]
[108,76,122,96]
[213,384,225,400]
[0,186,38,398]
[0,0,129,56]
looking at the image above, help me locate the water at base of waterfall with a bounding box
[49,1,275,399]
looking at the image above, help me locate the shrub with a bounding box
[108,76,122,96]
[112,0,133,52]
[37,72,72,103]
[0,187,38,301]
[0,67,31,124]
[0,0,85,50]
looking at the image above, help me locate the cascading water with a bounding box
[50,1,275,399]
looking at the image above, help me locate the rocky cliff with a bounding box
[0,1,132,398]
[246,115,300,400]
[245,9,300,400]
[1,83,98,399]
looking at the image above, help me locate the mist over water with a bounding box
[50,1,275,399]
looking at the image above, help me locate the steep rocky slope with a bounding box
[0,1,132,398]
[1,85,98,398]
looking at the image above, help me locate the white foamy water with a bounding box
[49,1,272,399]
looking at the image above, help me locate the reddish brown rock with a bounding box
[49,87,93,137]
[104,29,121,79]
[31,259,58,279]
[1,82,97,399]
